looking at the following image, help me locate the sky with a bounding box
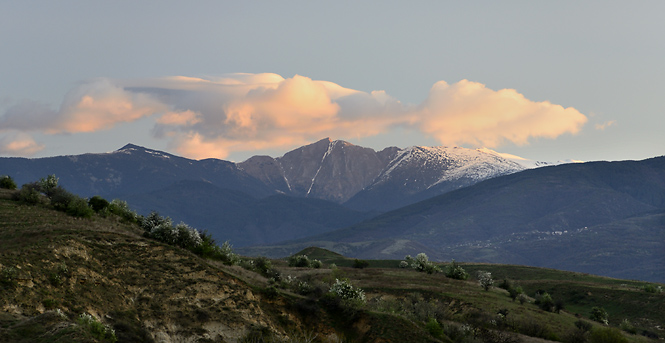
[1,1,663,163]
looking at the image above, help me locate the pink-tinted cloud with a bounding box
[0,73,588,159]
[0,132,45,157]
[414,80,588,148]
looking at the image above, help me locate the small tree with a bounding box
[39,174,59,197]
[288,254,312,268]
[329,278,366,303]
[404,253,441,274]
[0,175,17,190]
[590,307,609,325]
[353,259,369,269]
[88,195,110,212]
[535,292,555,312]
[445,259,469,280]
[477,271,494,291]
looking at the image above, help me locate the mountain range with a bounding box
[0,138,531,245]
[1,138,662,282]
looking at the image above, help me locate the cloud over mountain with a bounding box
[0,73,587,159]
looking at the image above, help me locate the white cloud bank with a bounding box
[0,73,587,159]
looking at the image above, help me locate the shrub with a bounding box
[66,196,94,218]
[288,254,312,268]
[425,318,445,340]
[39,174,59,197]
[589,307,609,325]
[445,259,469,280]
[589,327,627,343]
[353,259,369,269]
[399,260,409,268]
[311,259,323,269]
[643,284,663,293]
[78,313,117,343]
[329,278,366,303]
[0,175,17,190]
[405,253,441,274]
[477,271,494,291]
[13,183,43,205]
[88,195,110,212]
[173,222,202,249]
[535,292,555,312]
[107,199,138,222]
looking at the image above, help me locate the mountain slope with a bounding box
[256,156,665,282]
[0,144,273,199]
[123,180,374,247]
[344,145,527,211]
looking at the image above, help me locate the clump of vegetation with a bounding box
[534,292,555,312]
[589,306,609,325]
[352,259,369,269]
[78,313,117,343]
[139,211,239,264]
[445,259,469,280]
[643,283,663,293]
[287,254,315,268]
[0,175,17,190]
[328,278,366,303]
[589,326,628,343]
[106,199,138,223]
[13,175,94,217]
[403,253,441,274]
[88,195,110,212]
[476,270,493,291]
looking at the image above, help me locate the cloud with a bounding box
[414,80,588,148]
[595,120,616,131]
[0,73,588,159]
[0,132,45,157]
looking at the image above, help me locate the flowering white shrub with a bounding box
[78,313,117,342]
[404,253,441,274]
[399,261,409,268]
[477,271,494,291]
[329,279,366,303]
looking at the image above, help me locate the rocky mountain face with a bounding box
[239,138,400,203]
[344,145,526,211]
[240,138,531,211]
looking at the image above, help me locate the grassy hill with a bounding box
[0,188,663,343]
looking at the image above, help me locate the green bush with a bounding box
[425,318,445,340]
[589,327,627,343]
[0,175,17,190]
[590,307,609,325]
[353,259,369,269]
[66,196,94,218]
[39,174,59,197]
[445,259,469,280]
[107,199,138,222]
[404,253,441,274]
[88,195,110,212]
[288,254,312,268]
[535,292,555,312]
[78,313,117,343]
[13,183,44,205]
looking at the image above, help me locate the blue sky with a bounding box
[1,1,663,163]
